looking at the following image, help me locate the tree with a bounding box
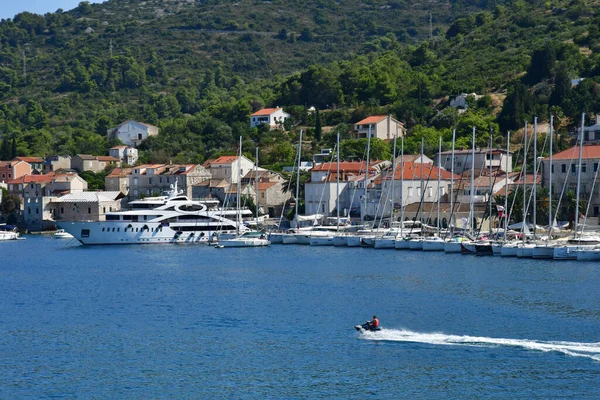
[314,109,322,142]
[523,43,556,85]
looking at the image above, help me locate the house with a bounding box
[249,108,290,129]
[13,156,44,174]
[7,172,88,231]
[352,115,406,140]
[0,160,31,182]
[453,170,512,204]
[449,93,482,113]
[581,114,600,143]
[304,161,380,216]
[107,120,159,147]
[206,155,255,184]
[50,191,125,222]
[435,148,513,175]
[541,145,600,219]
[110,164,211,199]
[109,146,138,166]
[394,153,434,165]
[282,161,313,172]
[192,179,231,202]
[241,169,290,217]
[376,162,459,218]
[72,154,121,173]
[43,156,72,174]
[104,168,134,195]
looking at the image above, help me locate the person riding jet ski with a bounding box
[355,315,382,331]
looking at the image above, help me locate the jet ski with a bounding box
[355,322,382,332]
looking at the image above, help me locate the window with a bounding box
[149,178,152,185]
[562,164,566,173]
[572,164,576,173]
[102,228,105,232]
[138,133,143,140]
[594,207,599,217]
[408,187,413,197]
[88,207,92,214]
[582,163,587,173]
[81,229,90,238]
[595,163,599,172]
[103,207,106,213]
[36,208,39,214]
[28,208,31,214]
[428,187,433,198]
[551,165,554,173]
[61,207,64,214]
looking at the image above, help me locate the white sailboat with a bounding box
[444,129,463,253]
[422,135,446,251]
[218,140,270,248]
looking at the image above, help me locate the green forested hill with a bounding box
[0,0,599,166]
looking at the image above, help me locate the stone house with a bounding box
[107,120,159,147]
[352,115,406,140]
[13,156,44,174]
[72,154,121,173]
[0,160,31,182]
[43,155,72,174]
[205,155,255,184]
[50,191,125,222]
[434,148,513,175]
[109,145,139,166]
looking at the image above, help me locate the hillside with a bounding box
[0,0,599,166]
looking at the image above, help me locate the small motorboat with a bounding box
[354,322,383,332]
[53,229,74,239]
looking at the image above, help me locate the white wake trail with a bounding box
[360,329,600,361]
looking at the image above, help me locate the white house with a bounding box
[205,155,255,184]
[353,115,406,140]
[304,161,379,216]
[435,148,513,175]
[107,120,159,147]
[109,145,139,166]
[249,108,290,128]
[581,114,600,143]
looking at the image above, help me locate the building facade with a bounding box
[107,120,159,147]
[353,115,406,140]
[250,108,290,128]
[435,148,513,175]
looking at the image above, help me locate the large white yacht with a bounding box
[58,183,250,245]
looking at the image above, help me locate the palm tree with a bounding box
[563,189,587,230]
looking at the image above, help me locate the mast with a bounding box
[488,129,493,236]
[420,136,424,224]
[574,113,585,237]
[548,115,553,239]
[437,135,441,236]
[294,129,303,229]
[255,146,259,229]
[522,121,527,243]
[391,130,398,228]
[237,136,242,234]
[504,131,510,242]
[450,129,455,235]
[364,125,372,224]
[336,131,340,232]
[533,117,537,238]
[469,127,475,236]
[400,135,405,237]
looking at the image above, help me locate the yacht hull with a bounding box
[333,236,348,246]
[374,238,396,249]
[444,241,462,253]
[422,239,445,251]
[532,245,554,259]
[310,236,334,246]
[347,236,362,247]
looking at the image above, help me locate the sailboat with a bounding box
[218,139,270,248]
[443,129,465,253]
[422,136,446,251]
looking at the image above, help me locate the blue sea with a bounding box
[2,236,600,398]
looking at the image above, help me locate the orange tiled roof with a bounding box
[212,156,239,164]
[14,156,44,163]
[355,115,403,126]
[97,156,119,162]
[257,182,277,190]
[382,162,459,181]
[251,108,281,116]
[310,161,376,173]
[7,173,56,184]
[546,145,600,160]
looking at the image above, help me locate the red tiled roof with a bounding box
[110,145,127,149]
[355,115,388,125]
[212,156,239,164]
[7,173,55,184]
[14,156,44,163]
[202,159,215,168]
[251,108,282,116]
[107,168,133,178]
[507,172,541,185]
[97,156,119,162]
[383,162,459,181]
[546,145,600,160]
[257,182,277,190]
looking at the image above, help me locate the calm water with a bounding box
[2,236,600,398]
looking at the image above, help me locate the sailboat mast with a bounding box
[255,146,259,229]
[489,129,493,236]
[575,113,585,237]
[469,127,475,235]
[364,125,372,223]
[548,115,553,237]
[522,121,527,243]
[504,131,510,241]
[533,117,537,238]
[420,136,424,224]
[391,130,398,227]
[400,135,404,236]
[294,129,303,229]
[437,135,441,235]
[450,129,455,234]
[237,136,242,234]
[336,131,340,232]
